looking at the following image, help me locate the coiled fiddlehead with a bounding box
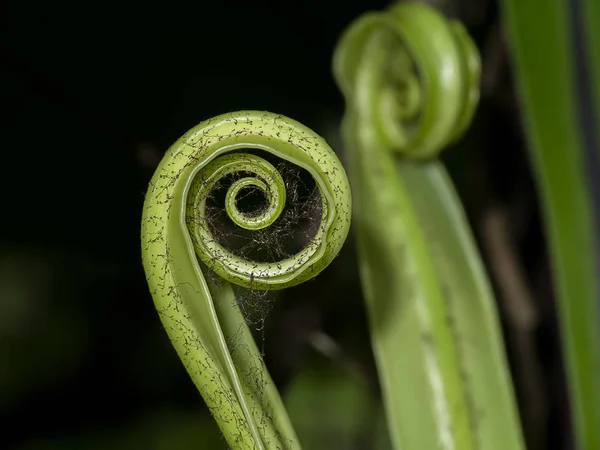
[334,1,480,158]
[334,3,523,450]
[141,111,351,449]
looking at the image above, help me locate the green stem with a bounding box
[334,3,524,449]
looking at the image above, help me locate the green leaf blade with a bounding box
[501,0,600,447]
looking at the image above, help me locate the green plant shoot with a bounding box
[333,3,524,449]
[141,111,351,449]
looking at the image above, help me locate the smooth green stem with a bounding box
[334,3,524,449]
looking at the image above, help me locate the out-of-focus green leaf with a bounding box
[582,0,600,138]
[504,0,600,449]
[284,362,390,450]
[501,0,600,448]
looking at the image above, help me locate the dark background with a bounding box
[1,1,569,449]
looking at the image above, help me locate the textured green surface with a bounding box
[141,111,351,449]
[501,0,600,448]
[334,3,524,449]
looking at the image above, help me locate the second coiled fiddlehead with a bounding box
[141,111,351,449]
[334,2,524,450]
[334,1,480,159]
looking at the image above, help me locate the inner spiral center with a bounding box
[236,186,268,217]
[202,150,323,263]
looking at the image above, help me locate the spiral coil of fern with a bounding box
[334,1,480,158]
[141,111,351,449]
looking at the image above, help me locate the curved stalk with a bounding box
[141,111,351,449]
[334,3,524,449]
